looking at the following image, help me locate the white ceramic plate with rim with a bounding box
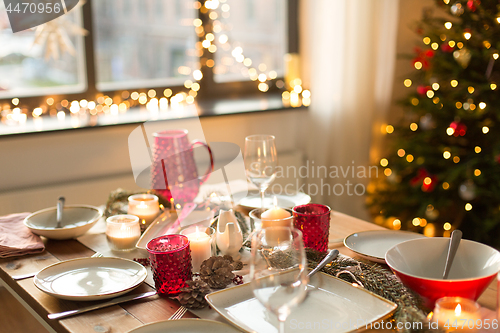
[235,190,311,209]
[343,230,426,263]
[206,272,397,333]
[127,319,243,333]
[34,257,147,301]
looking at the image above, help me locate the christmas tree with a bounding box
[368,0,500,248]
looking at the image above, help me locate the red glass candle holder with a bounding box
[146,234,192,296]
[292,204,331,252]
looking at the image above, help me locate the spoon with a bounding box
[443,229,462,279]
[56,196,65,228]
[285,249,340,289]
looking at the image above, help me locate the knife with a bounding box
[47,291,157,320]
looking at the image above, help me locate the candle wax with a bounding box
[261,205,292,229]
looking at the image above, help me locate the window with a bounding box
[0,3,86,98]
[0,0,293,127]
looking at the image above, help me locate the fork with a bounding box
[168,306,188,320]
[12,252,103,280]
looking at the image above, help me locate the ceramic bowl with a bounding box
[385,237,500,308]
[24,205,102,240]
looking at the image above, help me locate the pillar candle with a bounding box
[106,215,141,251]
[183,227,212,273]
[261,196,292,229]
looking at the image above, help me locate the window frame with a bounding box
[0,0,299,112]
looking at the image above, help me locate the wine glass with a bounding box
[249,227,309,333]
[244,135,278,210]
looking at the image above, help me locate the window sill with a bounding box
[0,93,307,137]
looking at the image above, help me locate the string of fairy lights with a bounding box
[1,0,309,127]
[376,0,499,236]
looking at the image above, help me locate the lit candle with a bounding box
[127,194,160,230]
[182,227,212,273]
[433,297,481,332]
[106,215,141,251]
[261,196,293,229]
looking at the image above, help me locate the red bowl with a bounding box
[385,237,500,309]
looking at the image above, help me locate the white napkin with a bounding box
[0,213,45,258]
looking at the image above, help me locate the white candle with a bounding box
[127,194,160,229]
[182,227,212,273]
[433,297,481,332]
[106,215,141,251]
[261,196,292,229]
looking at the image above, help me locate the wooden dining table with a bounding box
[0,210,497,333]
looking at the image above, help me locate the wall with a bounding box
[0,109,307,216]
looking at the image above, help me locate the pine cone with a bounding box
[222,255,243,270]
[200,256,235,289]
[178,280,211,309]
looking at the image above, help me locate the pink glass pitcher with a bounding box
[151,129,213,204]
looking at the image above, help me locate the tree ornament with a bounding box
[417,85,431,95]
[413,48,434,70]
[466,0,478,12]
[453,48,472,68]
[450,120,467,136]
[441,43,455,52]
[410,168,438,192]
[450,2,464,16]
[420,113,436,130]
[178,280,211,309]
[459,180,477,200]
[496,154,500,164]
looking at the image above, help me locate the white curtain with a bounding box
[300,0,399,221]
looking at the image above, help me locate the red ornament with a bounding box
[496,155,500,164]
[410,168,438,192]
[467,0,479,12]
[450,121,467,136]
[413,48,435,70]
[417,85,431,95]
[441,44,454,52]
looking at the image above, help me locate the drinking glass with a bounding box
[244,135,278,210]
[249,227,308,333]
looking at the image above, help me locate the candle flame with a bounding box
[427,311,433,320]
[138,201,147,208]
[141,219,146,225]
[455,304,461,316]
[273,196,278,208]
[195,226,199,233]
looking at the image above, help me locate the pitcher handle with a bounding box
[190,140,214,183]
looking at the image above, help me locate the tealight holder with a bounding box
[147,234,192,296]
[127,194,160,231]
[432,297,481,332]
[292,204,331,252]
[106,215,141,251]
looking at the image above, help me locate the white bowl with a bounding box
[24,205,102,240]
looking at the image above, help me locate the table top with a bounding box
[0,210,497,333]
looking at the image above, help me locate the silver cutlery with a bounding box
[443,229,462,279]
[47,290,157,320]
[168,306,188,320]
[56,196,65,228]
[12,252,103,280]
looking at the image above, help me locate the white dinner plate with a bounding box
[235,190,311,209]
[206,272,397,333]
[343,230,426,263]
[127,319,243,333]
[34,257,147,301]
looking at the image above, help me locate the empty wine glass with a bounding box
[249,227,308,333]
[244,135,278,210]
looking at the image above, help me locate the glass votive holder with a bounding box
[146,234,192,296]
[106,215,141,252]
[292,204,331,252]
[181,226,215,273]
[127,194,160,231]
[432,297,481,332]
[249,208,293,230]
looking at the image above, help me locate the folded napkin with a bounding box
[0,213,45,258]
